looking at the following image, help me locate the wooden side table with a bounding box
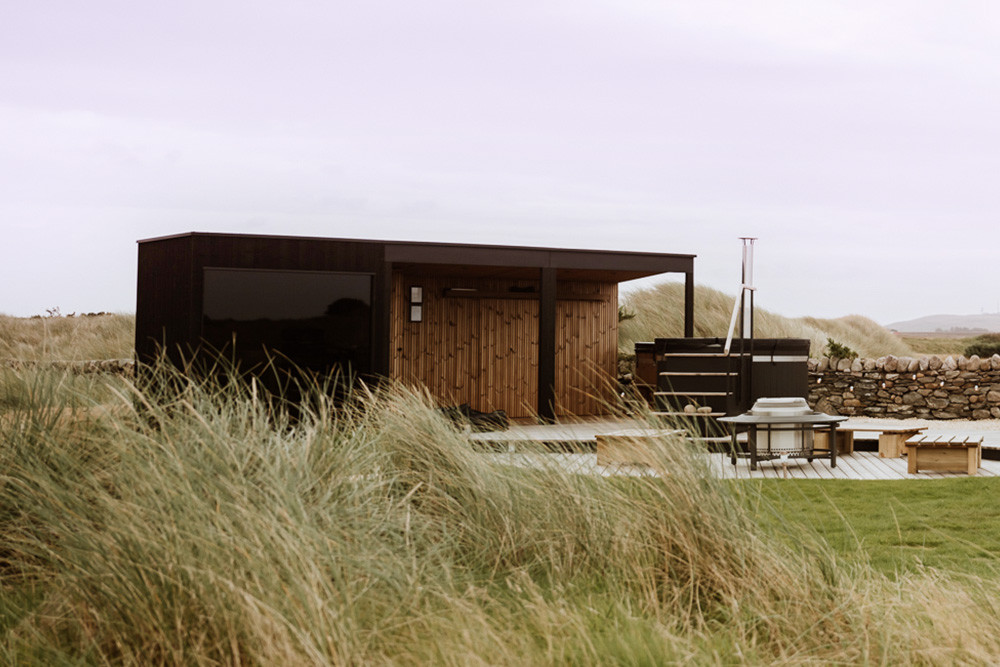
[905,435,983,475]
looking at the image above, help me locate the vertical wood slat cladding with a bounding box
[554,282,617,417]
[390,274,615,418]
[140,233,390,371]
[135,236,195,363]
[391,274,540,418]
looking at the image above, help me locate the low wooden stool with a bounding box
[595,428,684,467]
[905,435,983,475]
[817,426,926,458]
[813,429,854,455]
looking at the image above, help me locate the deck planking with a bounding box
[483,450,1000,480]
[471,419,1000,480]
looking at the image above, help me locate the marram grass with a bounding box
[620,281,914,359]
[0,312,133,362]
[2,363,1000,664]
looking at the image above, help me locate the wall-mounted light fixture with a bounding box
[409,286,423,322]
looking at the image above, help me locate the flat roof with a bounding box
[138,231,695,282]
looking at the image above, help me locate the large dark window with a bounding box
[202,268,373,378]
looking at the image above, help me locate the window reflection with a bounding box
[202,268,372,378]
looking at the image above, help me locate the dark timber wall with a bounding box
[136,232,695,419]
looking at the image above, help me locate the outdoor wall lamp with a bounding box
[409,286,423,322]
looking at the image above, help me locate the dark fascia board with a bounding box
[383,244,693,274]
[136,231,695,277]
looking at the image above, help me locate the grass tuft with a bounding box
[1,361,1000,661]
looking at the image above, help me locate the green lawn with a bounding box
[747,478,1000,578]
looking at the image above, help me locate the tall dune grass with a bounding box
[0,313,134,362]
[2,362,1000,662]
[620,282,914,358]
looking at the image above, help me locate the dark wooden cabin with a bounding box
[135,232,695,419]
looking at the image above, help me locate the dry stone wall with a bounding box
[808,354,1000,419]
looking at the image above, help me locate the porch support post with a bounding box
[373,261,394,377]
[538,267,557,422]
[684,269,695,338]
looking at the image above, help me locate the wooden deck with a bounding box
[472,417,1000,480]
[473,417,1000,451]
[710,450,1000,480]
[482,450,1000,480]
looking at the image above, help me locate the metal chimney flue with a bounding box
[740,237,756,340]
[724,237,758,356]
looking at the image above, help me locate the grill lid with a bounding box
[749,397,811,417]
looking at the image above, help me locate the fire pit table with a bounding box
[719,398,848,471]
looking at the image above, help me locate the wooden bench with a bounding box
[905,435,983,475]
[814,426,926,458]
[595,428,685,467]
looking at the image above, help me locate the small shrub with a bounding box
[825,338,858,359]
[617,305,635,322]
[964,333,1000,358]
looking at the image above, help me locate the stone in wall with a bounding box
[814,396,835,414]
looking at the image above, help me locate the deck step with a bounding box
[651,411,727,418]
[659,352,733,357]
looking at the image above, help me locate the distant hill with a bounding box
[885,313,1000,334]
[620,283,913,358]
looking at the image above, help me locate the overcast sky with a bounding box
[3,1,999,324]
